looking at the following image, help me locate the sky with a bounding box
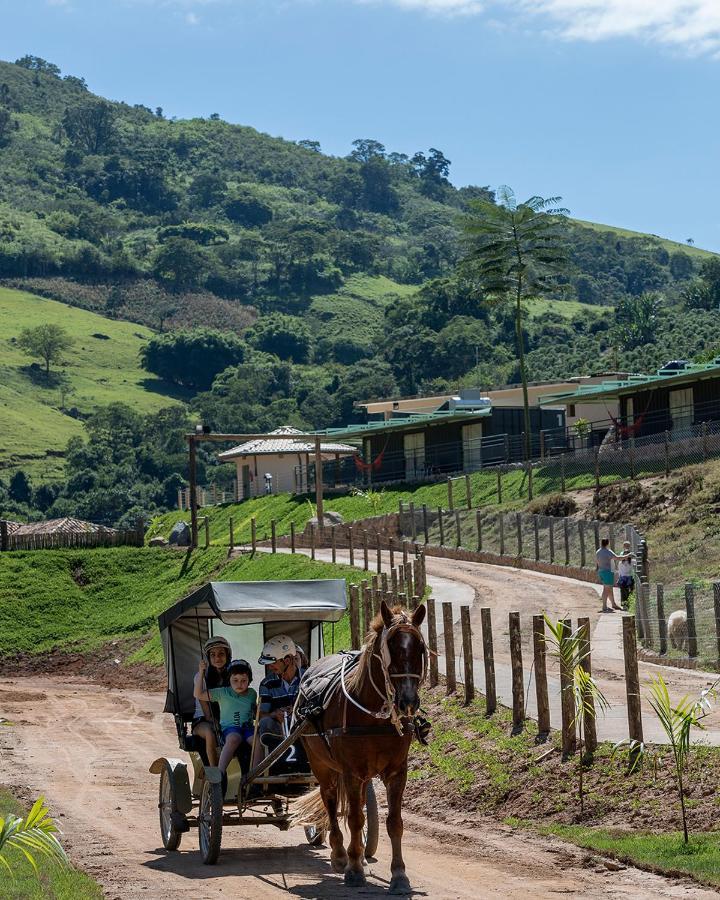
[2,0,720,249]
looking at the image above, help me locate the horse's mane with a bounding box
[344,605,407,694]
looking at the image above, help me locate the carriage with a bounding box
[149,579,379,865]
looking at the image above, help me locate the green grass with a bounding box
[0,546,368,666]
[573,219,717,260]
[539,823,720,887]
[523,296,604,320]
[0,789,102,899]
[0,286,186,480]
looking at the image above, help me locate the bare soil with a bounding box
[1,676,717,898]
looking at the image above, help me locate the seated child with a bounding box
[194,658,256,776]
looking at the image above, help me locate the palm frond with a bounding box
[0,797,67,878]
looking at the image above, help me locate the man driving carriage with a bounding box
[252,634,307,767]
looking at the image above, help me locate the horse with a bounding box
[294,600,427,895]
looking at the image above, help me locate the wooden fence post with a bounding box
[442,602,456,694]
[578,521,586,568]
[533,515,540,561]
[685,583,698,658]
[363,531,369,571]
[714,582,720,669]
[331,525,337,563]
[376,532,382,574]
[290,521,296,554]
[349,585,361,650]
[496,469,502,504]
[455,509,462,547]
[578,616,597,755]
[409,501,417,541]
[515,513,523,558]
[548,519,555,564]
[422,504,429,545]
[437,508,445,546]
[564,519,570,566]
[560,452,566,494]
[558,618,576,757]
[348,527,354,566]
[635,578,647,644]
[460,606,474,705]
[509,612,524,732]
[204,516,210,549]
[447,477,454,511]
[403,540,409,568]
[481,608,496,715]
[413,559,421,599]
[622,615,644,751]
[465,474,472,510]
[0,520,7,552]
[476,510,483,551]
[228,517,234,549]
[427,598,439,688]
[371,575,380,616]
[388,536,395,570]
[655,584,668,659]
[532,615,550,738]
[498,513,505,556]
[362,580,371,637]
[593,521,600,555]
[251,517,257,554]
[309,523,316,560]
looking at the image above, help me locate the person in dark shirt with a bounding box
[252,635,306,766]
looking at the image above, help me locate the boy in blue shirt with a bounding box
[195,658,256,775]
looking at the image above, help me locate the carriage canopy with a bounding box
[158,579,347,717]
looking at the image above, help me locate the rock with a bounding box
[309,511,344,527]
[149,536,169,547]
[602,859,625,872]
[169,521,191,546]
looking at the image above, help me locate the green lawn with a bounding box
[523,296,604,320]
[0,546,366,666]
[0,789,102,899]
[0,286,187,480]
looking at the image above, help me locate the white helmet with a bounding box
[259,635,297,665]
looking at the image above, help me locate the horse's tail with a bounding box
[288,775,348,830]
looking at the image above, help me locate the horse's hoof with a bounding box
[344,869,367,887]
[389,873,412,895]
[331,855,348,874]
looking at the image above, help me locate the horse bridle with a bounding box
[340,613,428,735]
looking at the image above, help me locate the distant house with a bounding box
[218,426,357,499]
[539,359,720,443]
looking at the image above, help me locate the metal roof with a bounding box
[316,407,492,440]
[539,360,720,406]
[218,426,356,459]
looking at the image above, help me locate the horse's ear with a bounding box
[411,604,426,628]
[380,600,394,629]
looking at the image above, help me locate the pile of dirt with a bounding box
[4,638,164,691]
[405,687,720,835]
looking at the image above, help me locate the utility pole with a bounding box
[314,434,324,531]
[188,435,198,549]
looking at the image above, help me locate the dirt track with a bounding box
[1,677,718,899]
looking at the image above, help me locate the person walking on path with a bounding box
[596,538,624,612]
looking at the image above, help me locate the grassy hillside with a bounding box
[0,286,185,480]
[572,219,716,261]
[0,547,365,666]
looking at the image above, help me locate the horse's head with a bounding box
[379,601,427,717]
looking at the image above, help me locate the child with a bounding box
[195,658,256,776]
[192,636,231,766]
[617,553,635,610]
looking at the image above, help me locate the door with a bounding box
[241,465,251,500]
[462,422,483,472]
[669,388,693,438]
[404,432,425,481]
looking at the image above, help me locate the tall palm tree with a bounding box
[460,187,568,494]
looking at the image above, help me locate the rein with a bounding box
[339,615,428,736]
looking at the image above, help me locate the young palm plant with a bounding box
[460,188,568,495]
[614,674,719,844]
[0,796,67,877]
[544,616,609,817]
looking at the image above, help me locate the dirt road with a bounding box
[0,677,717,899]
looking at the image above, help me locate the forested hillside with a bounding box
[1,53,719,527]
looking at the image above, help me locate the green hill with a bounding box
[0,285,185,480]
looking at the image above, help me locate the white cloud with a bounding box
[186,10,200,23]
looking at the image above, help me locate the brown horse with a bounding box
[297,600,427,895]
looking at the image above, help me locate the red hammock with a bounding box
[605,393,654,437]
[353,439,389,472]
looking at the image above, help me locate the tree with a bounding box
[0,109,14,146]
[14,55,61,76]
[669,251,694,281]
[152,238,208,292]
[62,101,117,155]
[297,139,321,153]
[349,139,386,163]
[460,187,568,490]
[188,173,226,208]
[248,313,312,363]
[614,292,661,349]
[9,470,32,504]
[224,189,273,227]
[140,330,246,391]
[17,323,74,378]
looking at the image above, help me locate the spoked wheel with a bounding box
[199,779,223,865]
[304,824,326,846]
[363,780,379,859]
[158,766,182,851]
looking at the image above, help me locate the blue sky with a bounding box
[2,0,720,249]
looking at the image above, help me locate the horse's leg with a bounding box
[343,776,367,887]
[385,768,411,895]
[320,776,347,874]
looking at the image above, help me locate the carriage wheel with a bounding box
[304,825,326,846]
[199,780,223,865]
[363,780,379,859]
[158,766,182,851]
